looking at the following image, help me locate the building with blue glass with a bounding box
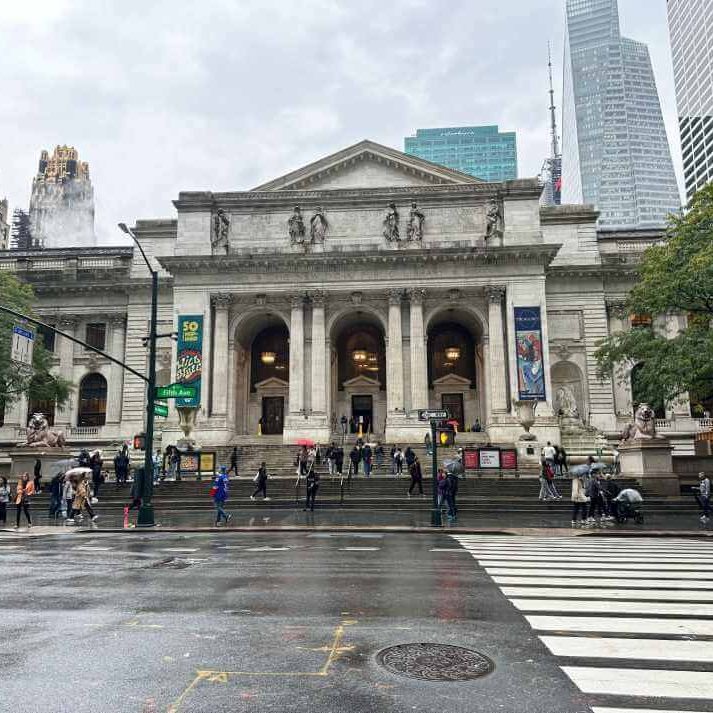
[404,126,517,181]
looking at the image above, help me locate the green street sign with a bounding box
[154,403,169,418]
[155,383,196,399]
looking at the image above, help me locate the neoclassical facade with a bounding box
[0,141,707,452]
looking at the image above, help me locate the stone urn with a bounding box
[513,399,538,441]
[176,405,199,450]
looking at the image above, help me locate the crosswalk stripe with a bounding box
[541,636,713,662]
[501,586,713,601]
[485,568,713,579]
[511,599,711,616]
[453,534,713,711]
[562,666,713,700]
[525,614,713,636]
[493,576,713,589]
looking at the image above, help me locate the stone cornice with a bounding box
[540,204,599,224]
[158,244,561,275]
[0,246,134,260]
[548,263,640,279]
[173,179,542,212]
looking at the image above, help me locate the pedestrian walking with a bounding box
[586,472,607,525]
[48,472,64,519]
[90,450,103,500]
[424,432,433,456]
[445,467,459,519]
[557,446,569,476]
[570,472,590,527]
[541,441,556,475]
[362,444,373,478]
[304,465,320,511]
[392,446,404,476]
[349,446,361,476]
[374,442,384,471]
[227,447,239,477]
[114,449,129,486]
[251,462,269,501]
[436,469,447,509]
[171,447,181,481]
[62,475,75,521]
[211,466,232,526]
[152,449,161,486]
[539,458,560,500]
[71,474,98,523]
[14,473,35,529]
[123,468,144,527]
[694,472,711,523]
[404,446,416,469]
[0,477,10,526]
[340,414,348,439]
[33,459,42,493]
[408,457,424,497]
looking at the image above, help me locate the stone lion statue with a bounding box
[23,413,66,448]
[620,403,658,442]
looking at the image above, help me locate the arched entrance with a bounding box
[426,308,485,431]
[330,311,386,436]
[231,312,290,436]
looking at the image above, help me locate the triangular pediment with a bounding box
[252,140,481,191]
[342,374,381,390]
[254,377,289,391]
[433,374,472,388]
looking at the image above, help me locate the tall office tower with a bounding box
[541,45,563,206]
[0,199,9,250]
[667,0,713,201]
[562,0,681,228]
[29,145,96,248]
[404,126,518,181]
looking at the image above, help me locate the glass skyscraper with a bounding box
[667,0,713,200]
[404,126,517,182]
[562,0,681,228]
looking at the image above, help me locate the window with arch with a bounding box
[336,323,386,388]
[250,326,289,390]
[428,323,476,386]
[78,373,108,426]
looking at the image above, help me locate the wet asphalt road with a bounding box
[0,532,591,713]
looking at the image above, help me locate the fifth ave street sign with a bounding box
[11,325,35,366]
[155,383,196,399]
[418,409,449,421]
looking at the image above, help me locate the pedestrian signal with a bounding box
[133,433,146,450]
[437,426,456,447]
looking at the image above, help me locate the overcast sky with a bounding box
[1,0,682,244]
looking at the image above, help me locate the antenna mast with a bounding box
[548,41,560,159]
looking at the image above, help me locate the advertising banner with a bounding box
[463,449,479,470]
[176,315,203,408]
[478,449,501,469]
[514,307,546,401]
[500,449,518,470]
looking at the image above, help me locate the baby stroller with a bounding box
[614,488,644,524]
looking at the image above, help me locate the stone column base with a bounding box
[619,438,678,496]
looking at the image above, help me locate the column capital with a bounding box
[57,315,79,329]
[108,313,126,327]
[485,285,506,305]
[211,293,233,308]
[605,299,627,317]
[407,288,426,305]
[310,290,326,307]
[290,293,306,309]
[388,289,404,306]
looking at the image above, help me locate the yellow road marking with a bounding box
[166,619,356,712]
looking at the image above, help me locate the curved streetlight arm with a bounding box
[118,222,155,276]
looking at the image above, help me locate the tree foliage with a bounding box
[596,183,713,412]
[0,270,72,411]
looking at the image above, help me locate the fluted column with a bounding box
[310,291,327,418]
[288,294,305,415]
[211,294,231,417]
[486,286,508,414]
[107,315,126,424]
[387,289,404,414]
[55,316,77,427]
[409,288,428,412]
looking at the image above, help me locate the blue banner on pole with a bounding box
[175,315,203,408]
[514,306,546,401]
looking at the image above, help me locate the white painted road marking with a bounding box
[541,636,713,662]
[512,598,710,616]
[501,586,713,601]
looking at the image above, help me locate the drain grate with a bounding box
[376,643,494,681]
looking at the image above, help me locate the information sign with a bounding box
[478,448,501,469]
[155,383,196,400]
[11,325,34,366]
[418,409,449,421]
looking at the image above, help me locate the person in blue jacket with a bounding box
[212,466,232,526]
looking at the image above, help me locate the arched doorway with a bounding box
[330,312,386,435]
[427,309,484,431]
[231,312,290,436]
[78,373,107,427]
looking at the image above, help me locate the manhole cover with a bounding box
[376,643,494,681]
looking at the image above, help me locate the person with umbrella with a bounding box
[65,468,97,523]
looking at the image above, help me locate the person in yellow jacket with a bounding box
[14,472,35,529]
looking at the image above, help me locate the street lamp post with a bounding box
[119,222,157,527]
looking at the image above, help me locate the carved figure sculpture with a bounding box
[211,209,230,254]
[310,206,328,243]
[23,413,66,448]
[555,385,580,419]
[484,199,503,241]
[620,403,658,442]
[288,206,306,244]
[406,202,425,241]
[383,202,400,242]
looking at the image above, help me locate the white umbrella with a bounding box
[63,467,93,478]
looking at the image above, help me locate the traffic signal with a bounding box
[437,425,456,447]
[133,433,146,450]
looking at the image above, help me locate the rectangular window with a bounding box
[37,323,55,352]
[85,323,106,351]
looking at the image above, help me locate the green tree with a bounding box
[0,270,72,413]
[595,183,713,413]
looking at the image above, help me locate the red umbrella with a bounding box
[296,438,315,446]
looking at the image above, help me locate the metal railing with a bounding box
[68,426,101,437]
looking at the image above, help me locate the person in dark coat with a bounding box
[404,447,416,468]
[408,457,424,497]
[251,462,269,501]
[349,446,361,476]
[228,447,239,476]
[445,469,459,519]
[90,451,103,499]
[334,446,344,476]
[33,459,42,493]
[304,465,320,511]
[362,444,373,477]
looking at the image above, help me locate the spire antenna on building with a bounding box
[540,42,562,206]
[548,41,560,160]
